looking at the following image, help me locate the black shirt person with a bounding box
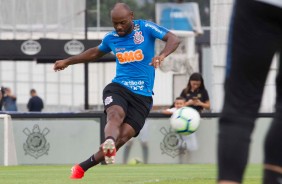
[180,72,210,113]
[27,89,44,112]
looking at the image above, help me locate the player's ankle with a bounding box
[264,165,282,184]
[105,136,116,142]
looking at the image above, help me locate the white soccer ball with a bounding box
[170,107,201,135]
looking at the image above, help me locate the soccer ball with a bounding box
[128,157,143,165]
[170,107,201,135]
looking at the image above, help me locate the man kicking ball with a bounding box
[53,2,180,179]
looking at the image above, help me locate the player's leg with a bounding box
[70,83,151,179]
[70,108,132,179]
[101,83,135,164]
[70,83,128,178]
[104,105,126,141]
[263,46,282,184]
[81,121,133,168]
[116,123,136,150]
[70,106,131,179]
[70,104,126,179]
[102,82,151,164]
[218,0,281,183]
[102,105,126,164]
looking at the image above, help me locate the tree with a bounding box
[87,0,149,27]
[86,0,209,28]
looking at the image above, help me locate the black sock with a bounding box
[105,136,116,142]
[263,169,282,184]
[79,155,98,171]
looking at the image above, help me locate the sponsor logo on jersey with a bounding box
[133,31,144,44]
[133,24,140,31]
[116,49,144,63]
[122,80,145,91]
[115,47,126,52]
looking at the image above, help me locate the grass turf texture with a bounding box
[0,164,262,184]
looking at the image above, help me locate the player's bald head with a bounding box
[111,3,133,18]
[110,3,134,36]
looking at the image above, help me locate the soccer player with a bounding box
[53,3,180,179]
[217,0,282,184]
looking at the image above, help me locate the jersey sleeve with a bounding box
[98,33,112,53]
[144,20,169,40]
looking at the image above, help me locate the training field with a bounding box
[0,164,261,184]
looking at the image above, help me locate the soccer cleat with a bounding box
[102,139,116,164]
[70,164,85,179]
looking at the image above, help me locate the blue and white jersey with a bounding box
[98,20,169,96]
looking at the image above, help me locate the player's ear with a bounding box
[130,11,134,20]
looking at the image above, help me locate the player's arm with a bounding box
[159,32,180,59]
[151,32,180,68]
[53,47,106,71]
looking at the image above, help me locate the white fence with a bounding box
[0,113,271,165]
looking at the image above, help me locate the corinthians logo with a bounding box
[133,31,144,44]
[160,127,186,158]
[23,124,50,159]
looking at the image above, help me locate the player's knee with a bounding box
[106,105,125,123]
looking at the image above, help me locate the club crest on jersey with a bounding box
[104,96,113,106]
[133,31,144,44]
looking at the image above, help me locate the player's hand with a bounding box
[149,56,165,69]
[53,60,69,72]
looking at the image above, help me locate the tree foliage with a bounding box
[86,0,209,27]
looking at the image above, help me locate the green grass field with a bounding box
[0,164,262,184]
